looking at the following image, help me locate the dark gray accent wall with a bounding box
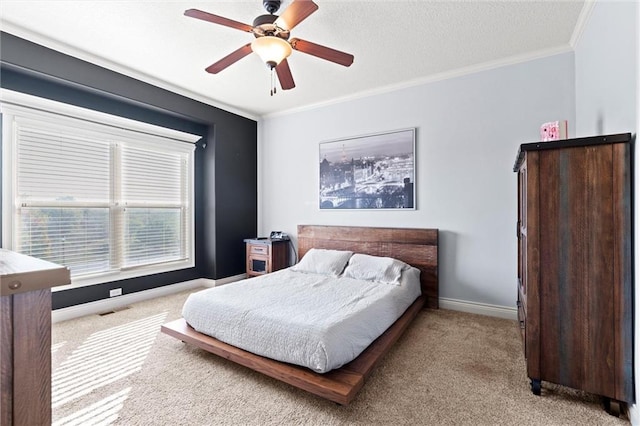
[0,32,257,309]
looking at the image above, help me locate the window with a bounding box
[1,89,199,287]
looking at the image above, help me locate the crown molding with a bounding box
[0,20,259,121]
[263,44,574,120]
[1,16,580,123]
[570,0,597,48]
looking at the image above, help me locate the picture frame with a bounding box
[319,128,416,210]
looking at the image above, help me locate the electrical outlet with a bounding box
[109,288,122,297]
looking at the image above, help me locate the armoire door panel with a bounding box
[583,145,616,397]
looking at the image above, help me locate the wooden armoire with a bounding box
[514,133,633,413]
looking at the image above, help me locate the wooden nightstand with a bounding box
[244,238,289,277]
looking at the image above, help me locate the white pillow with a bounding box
[342,253,408,285]
[291,248,353,277]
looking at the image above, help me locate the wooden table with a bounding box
[1,249,70,426]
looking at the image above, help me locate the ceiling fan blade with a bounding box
[205,43,253,74]
[184,8,254,33]
[275,0,319,31]
[275,59,296,90]
[290,38,354,67]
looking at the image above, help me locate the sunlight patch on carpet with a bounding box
[52,387,130,426]
[52,312,168,409]
[52,341,67,354]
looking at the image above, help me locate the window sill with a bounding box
[52,259,195,292]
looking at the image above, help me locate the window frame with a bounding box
[1,89,200,290]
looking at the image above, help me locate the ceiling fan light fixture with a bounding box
[185,1,352,94]
[251,36,292,68]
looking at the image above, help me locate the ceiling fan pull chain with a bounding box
[270,67,276,96]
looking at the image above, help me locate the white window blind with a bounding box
[16,120,112,276]
[2,89,199,287]
[120,145,188,268]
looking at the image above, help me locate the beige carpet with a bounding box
[51,288,629,425]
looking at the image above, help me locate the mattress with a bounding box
[182,267,422,373]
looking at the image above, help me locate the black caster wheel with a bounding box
[530,378,541,395]
[603,397,622,417]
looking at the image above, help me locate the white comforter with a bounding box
[182,267,422,373]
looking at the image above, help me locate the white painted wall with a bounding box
[258,53,575,309]
[575,1,637,136]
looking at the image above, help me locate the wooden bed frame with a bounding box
[161,225,438,404]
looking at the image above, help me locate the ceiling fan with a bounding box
[185,0,354,95]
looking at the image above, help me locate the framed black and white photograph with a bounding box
[319,128,416,210]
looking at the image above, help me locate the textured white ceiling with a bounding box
[0,1,586,119]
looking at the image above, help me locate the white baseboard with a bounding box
[199,278,216,287]
[213,273,247,286]
[52,279,206,324]
[439,297,517,321]
[52,279,517,324]
[629,404,638,425]
[52,274,249,323]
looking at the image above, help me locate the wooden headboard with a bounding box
[297,225,439,309]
